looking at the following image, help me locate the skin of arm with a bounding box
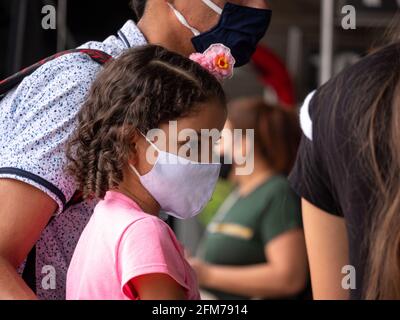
[129,273,186,300]
[301,198,349,300]
[190,229,309,298]
[0,179,57,299]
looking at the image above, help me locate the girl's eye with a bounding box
[213,139,221,147]
[182,139,199,149]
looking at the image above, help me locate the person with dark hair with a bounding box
[65,44,227,300]
[0,0,271,299]
[189,97,309,300]
[289,40,400,299]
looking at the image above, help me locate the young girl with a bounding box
[65,44,229,300]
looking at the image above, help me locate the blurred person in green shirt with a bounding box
[189,97,310,300]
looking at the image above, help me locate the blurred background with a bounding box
[1,0,399,102]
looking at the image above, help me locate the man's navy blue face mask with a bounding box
[168,0,272,68]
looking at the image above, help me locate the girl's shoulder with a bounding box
[93,191,167,233]
[120,215,185,262]
[96,191,149,217]
[127,215,176,240]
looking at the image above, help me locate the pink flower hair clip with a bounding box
[189,43,236,81]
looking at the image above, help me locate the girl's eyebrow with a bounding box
[184,130,201,137]
[181,130,222,138]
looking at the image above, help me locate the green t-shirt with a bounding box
[198,179,235,227]
[199,175,302,299]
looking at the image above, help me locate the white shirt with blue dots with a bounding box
[0,20,147,300]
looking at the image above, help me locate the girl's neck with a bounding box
[115,186,160,217]
[236,162,275,197]
[116,168,161,217]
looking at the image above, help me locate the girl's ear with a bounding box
[128,130,141,166]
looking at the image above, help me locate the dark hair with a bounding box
[130,0,147,21]
[358,43,400,300]
[228,98,301,175]
[315,41,400,299]
[66,45,226,199]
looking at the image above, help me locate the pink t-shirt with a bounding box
[66,191,200,300]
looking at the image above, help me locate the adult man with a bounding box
[0,0,270,299]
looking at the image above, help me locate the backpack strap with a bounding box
[0,49,112,97]
[13,49,112,295]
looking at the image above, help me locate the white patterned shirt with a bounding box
[0,20,147,300]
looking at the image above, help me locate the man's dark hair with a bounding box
[130,0,147,21]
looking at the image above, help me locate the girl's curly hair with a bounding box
[66,45,226,199]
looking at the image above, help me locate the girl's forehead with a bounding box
[179,103,226,129]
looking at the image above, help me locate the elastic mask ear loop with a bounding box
[129,163,141,178]
[129,131,159,177]
[167,2,201,36]
[201,0,222,15]
[139,131,161,152]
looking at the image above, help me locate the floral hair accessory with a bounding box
[189,43,236,81]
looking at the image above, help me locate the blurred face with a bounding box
[216,98,263,175]
[132,99,227,175]
[218,120,254,171]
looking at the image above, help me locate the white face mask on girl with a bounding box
[129,132,221,219]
